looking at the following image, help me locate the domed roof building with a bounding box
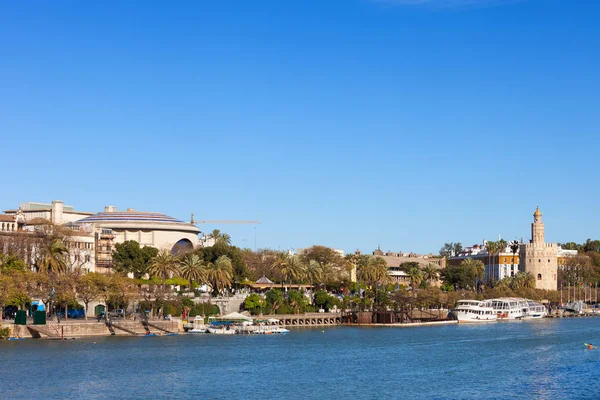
[76,205,199,256]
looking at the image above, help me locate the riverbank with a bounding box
[2,319,183,339]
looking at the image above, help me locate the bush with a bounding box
[0,327,10,339]
[189,303,219,317]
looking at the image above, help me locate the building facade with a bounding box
[1,200,202,273]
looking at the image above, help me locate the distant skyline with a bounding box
[2,0,599,254]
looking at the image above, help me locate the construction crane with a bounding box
[189,214,260,225]
[190,214,260,250]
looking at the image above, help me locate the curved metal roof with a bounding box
[76,211,185,224]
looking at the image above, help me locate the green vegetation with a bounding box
[111,241,158,279]
[0,327,10,339]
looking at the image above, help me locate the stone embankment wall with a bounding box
[5,320,183,339]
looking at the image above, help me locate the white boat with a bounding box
[207,324,237,335]
[451,300,497,323]
[250,318,290,334]
[484,297,547,320]
[189,316,208,334]
[521,300,548,319]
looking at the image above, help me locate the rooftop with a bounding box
[75,211,187,224]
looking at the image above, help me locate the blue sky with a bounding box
[1,0,599,254]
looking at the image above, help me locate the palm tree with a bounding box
[422,264,440,286]
[207,255,233,294]
[179,254,207,294]
[407,267,423,297]
[210,229,232,245]
[149,250,180,289]
[522,272,535,289]
[460,258,485,292]
[370,257,391,287]
[279,255,306,286]
[37,239,69,275]
[305,260,323,287]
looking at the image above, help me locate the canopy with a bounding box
[217,312,253,321]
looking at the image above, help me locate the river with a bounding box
[2,318,600,399]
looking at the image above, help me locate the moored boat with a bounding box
[450,300,497,323]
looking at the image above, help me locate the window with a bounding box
[537,274,542,280]
[538,259,541,263]
[548,259,550,263]
[504,257,507,263]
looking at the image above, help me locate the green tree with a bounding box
[305,260,323,287]
[460,258,485,292]
[0,253,26,273]
[266,289,285,313]
[76,273,101,320]
[271,253,305,284]
[422,264,440,287]
[112,241,158,279]
[149,250,180,289]
[407,267,423,297]
[439,242,463,257]
[196,242,248,283]
[210,229,232,245]
[179,254,207,294]
[207,255,233,294]
[37,238,69,275]
[243,293,266,315]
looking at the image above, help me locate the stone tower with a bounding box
[519,207,558,291]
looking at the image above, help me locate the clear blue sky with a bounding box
[2,0,599,255]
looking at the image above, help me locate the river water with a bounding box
[1,318,600,399]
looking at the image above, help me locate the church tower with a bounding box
[519,206,558,291]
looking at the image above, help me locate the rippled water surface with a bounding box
[2,318,600,399]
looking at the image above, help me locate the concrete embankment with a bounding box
[3,320,183,339]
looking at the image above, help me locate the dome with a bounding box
[534,206,542,217]
[75,211,185,224]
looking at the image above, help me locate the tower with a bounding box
[519,206,558,291]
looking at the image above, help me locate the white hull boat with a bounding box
[451,300,497,323]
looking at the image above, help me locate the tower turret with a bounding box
[531,206,544,244]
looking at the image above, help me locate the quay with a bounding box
[2,319,183,340]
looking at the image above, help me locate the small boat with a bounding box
[207,323,236,335]
[450,300,497,323]
[189,316,208,334]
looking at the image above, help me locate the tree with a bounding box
[422,264,440,286]
[583,239,600,253]
[0,253,26,273]
[407,267,423,297]
[439,242,463,257]
[37,238,69,275]
[266,289,285,313]
[459,258,485,292]
[76,273,101,320]
[271,253,305,285]
[112,241,158,279]
[305,260,323,287]
[243,294,266,315]
[207,255,233,294]
[196,242,248,283]
[210,229,232,245]
[179,254,207,294]
[149,250,180,289]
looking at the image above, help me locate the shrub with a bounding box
[0,327,10,339]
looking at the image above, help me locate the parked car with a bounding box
[109,309,125,318]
